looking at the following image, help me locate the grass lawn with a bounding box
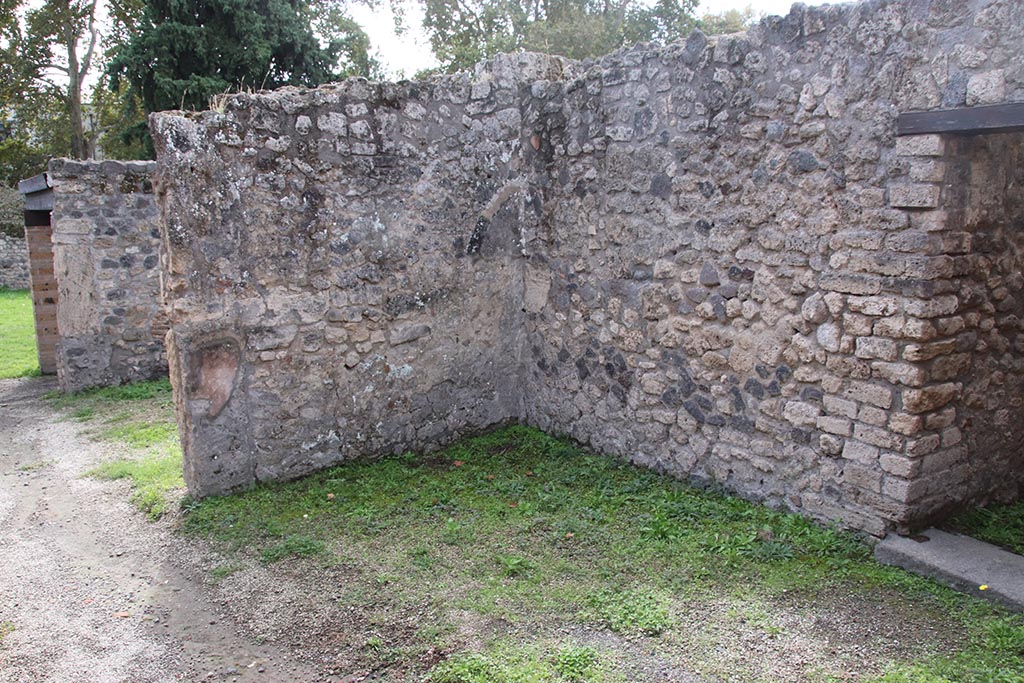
[0,288,40,379]
[51,381,1024,682]
[182,427,1024,683]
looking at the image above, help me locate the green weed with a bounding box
[72,406,96,421]
[552,645,600,681]
[259,535,326,563]
[496,553,534,578]
[16,460,52,472]
[587,588,672,636]
[427,643,611,683]
[209,563,243,582]
[101,421,177,449]
[428,653,502,683]
[0,621,14,647]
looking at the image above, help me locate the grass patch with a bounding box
[209,563,243,582]
[259,535,326,564]
[179,425,1017,680]
[52,378,184,519]
[48,377,174,410]
[946,500,1024,556]
[0,288,39,379]
[100,421,178,449]
[16,460,52,472]
[878,614,1024,682]
[88,447,184,520]
[0,621,14,648]
[427,643,617,683]
[587,588,672,636]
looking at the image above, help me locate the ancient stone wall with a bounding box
[0,232,30,290]
[151,58,567,493]
[153,0,1024,533]
[520,0,1024,535]
[49,160,168,392]
[0,186,29,290]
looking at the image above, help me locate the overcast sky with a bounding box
[349,0,833,78]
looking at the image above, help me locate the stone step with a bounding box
[875,528,1024,612]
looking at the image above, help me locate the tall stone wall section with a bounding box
[151,58,564,492]
[49,160,169,392]
[153,0,1023,534]
[519,0,1024,534]
[0,233,30,289]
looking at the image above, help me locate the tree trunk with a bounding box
[66,23,86,159]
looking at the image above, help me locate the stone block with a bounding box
[854,423,902,450]
[904,296,958,319]
[966,70,1005,106]
[843,463,882,493]
[888,413,923,436]
[880,453,921,478]
[909,159,947,183]
[848,295,900,316]
[817,415,852,437]
[889,184,940,209]
[906,434,941,457]
[902,340,957,362]
[902,383,960,414]
[841,380,893,409]
[857,405,888,427]
[820,273,883,295]
[389,323,431,346]
[855,337,899,361]
[871,361,926,387]
[823,395,859,419]
[842,439,880,464]
[895,134,945,158]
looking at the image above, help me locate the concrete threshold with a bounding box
[875,528,1024,612]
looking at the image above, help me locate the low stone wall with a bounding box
[0,232,29,290]
[49,160,168,392]
[153,0,1023,534]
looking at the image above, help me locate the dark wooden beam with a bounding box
[897,102,1024,136]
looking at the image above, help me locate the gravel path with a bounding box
[0,376,970,682]
[0,377,322,683]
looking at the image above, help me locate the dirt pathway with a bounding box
[0,377,325,683]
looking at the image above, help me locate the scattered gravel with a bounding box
[0,376,971,682]
[0,378,322,683]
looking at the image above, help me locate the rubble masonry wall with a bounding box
[49,159,168,392]
[153,0,1024,533]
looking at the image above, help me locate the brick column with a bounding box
[24,211,58,375]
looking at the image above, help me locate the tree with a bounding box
[21,0,99,158]
[0,184,24,238]
[0,0,100,184]
[0,87,74,186]
[417,0,699,73]
[699,6,757,36]
[91,75,149,160]
[107,0,378,116]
